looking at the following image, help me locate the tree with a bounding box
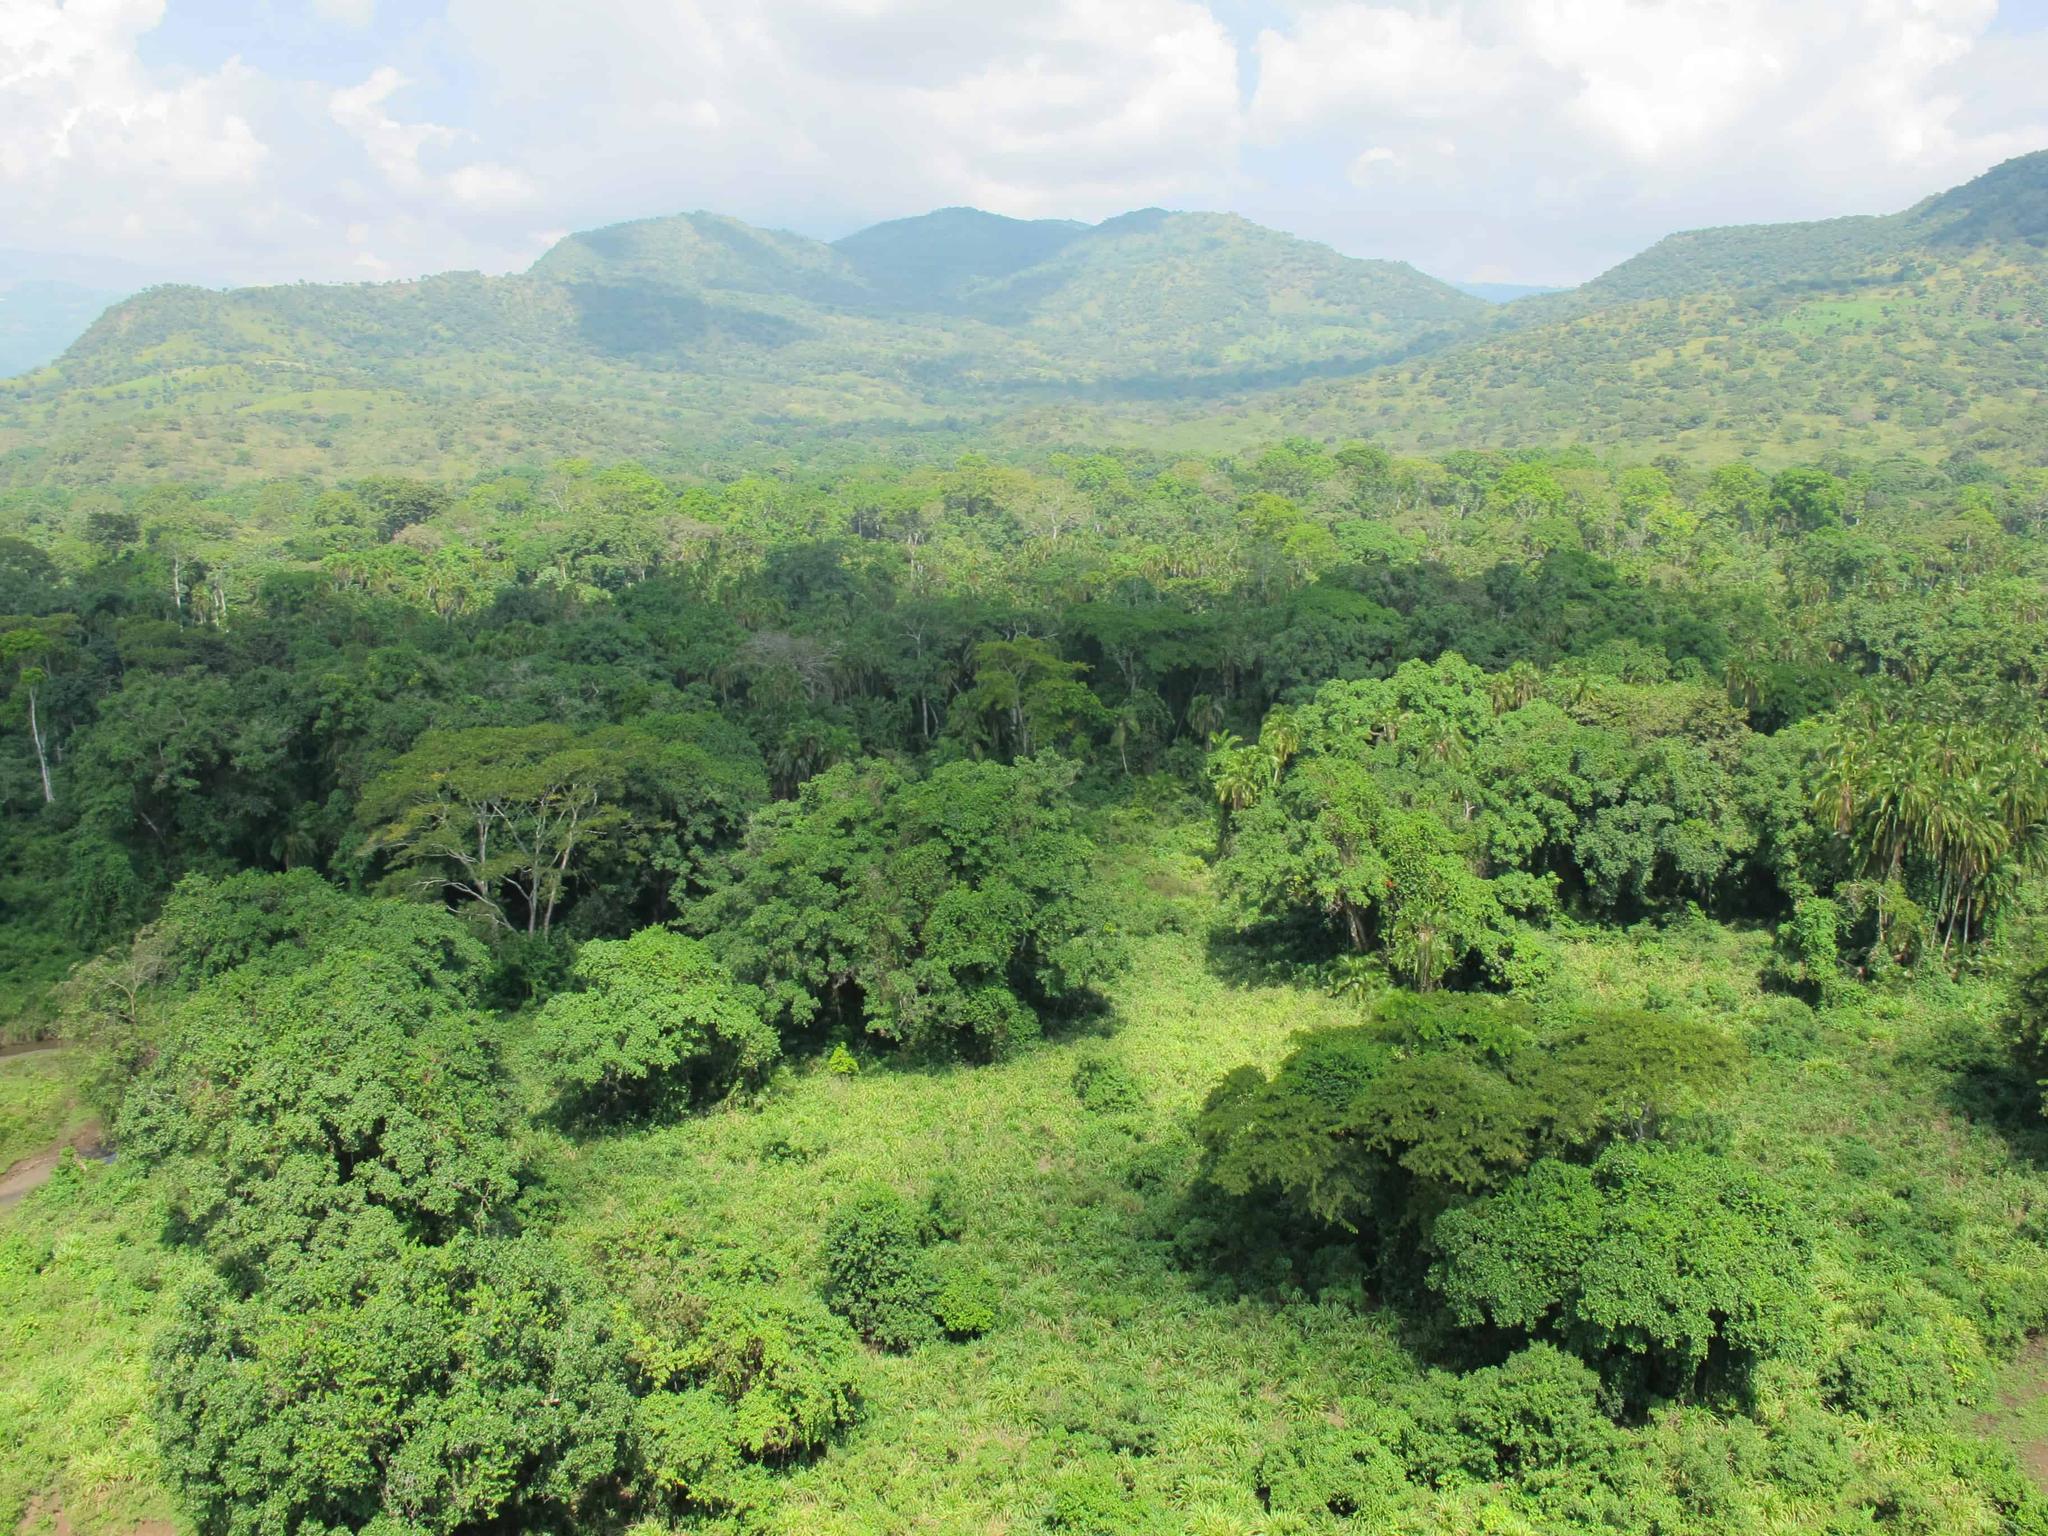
[1219,753,1521,988]
[705,755,1123,1053]
[1811,698,2048,956]
[69,668,295,877]
[1196,996,1737,1239]
[1429,1143,1812,1403]
[532,927,777,1117]
[0,614,77,804]
[948,636,1107,760]
[360,724,633,936]
[117,936,520,1277]
[153,1225,635,1536]
[1770,467,1848,532]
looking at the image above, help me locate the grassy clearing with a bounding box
[0,1048,94,1180]
[542,928,1385,1535]
[0,1160,201,1536]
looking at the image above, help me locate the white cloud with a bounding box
[1244,0,2045,278]
[440,0,1245,224]
[0,1,266,200]
[313,0,377,26]
[329,67,452,192]
[0,0,2042,287]
[445,161,538,211]
[1252,6,1510,136]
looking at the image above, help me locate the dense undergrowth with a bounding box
[9,842,2048,1533]
[3,433,2048,1534]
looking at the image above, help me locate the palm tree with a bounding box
[1208,732,1268,853]
[1259,708,1302,777]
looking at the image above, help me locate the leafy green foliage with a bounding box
[1825,1293,1989,1434]
[2008,939,2048,1110]
[821,1184,992,1350]
[1430,1143,1814,1402]
[3,339,2048,1536]
[115,889,519,1278]
[1070,1046,1144,1114]
[153,1225,634,1536]
[532,927,775,1117]
[707,754,1124,1052]
[628,1276,861,1513]
[1398,1344,1622,1493]
[1196,994,1738,1233]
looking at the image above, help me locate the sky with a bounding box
[5,0,2048,291]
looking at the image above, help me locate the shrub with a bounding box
[1826,1294,1988,1433]
[1400,1345,1620,1493]
[2005,939,2048,1113]
[928,1252,999,1339]
[1255,1401,1406,1522]
[532,927,776,1118]
[822,1182,991,1349]
[631,1281,861,1475]
[1071,1047,1143,1114]
[822,1186,941,1350]
[1769,894,1842,1001]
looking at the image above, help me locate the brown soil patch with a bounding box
[12,1493,168,1536]
[0,1122,106,1209]
[1972,1333,2048,1491]
[14,1494,70,1536]
[0,1040,69,1062]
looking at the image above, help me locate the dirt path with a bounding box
[1971,1334,2048,1491]
[0,1040,71,1062]
[14,1491,171,1536]
[0,1122,107,1210]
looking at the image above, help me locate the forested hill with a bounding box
[0,205,1486,485]
[3,153,2046,483]
[1277,151,2048,461]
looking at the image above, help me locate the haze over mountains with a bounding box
[3,151,2044,483]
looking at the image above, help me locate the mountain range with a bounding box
[3,151,2044,483]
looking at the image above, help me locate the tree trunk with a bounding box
[28,685,52,804]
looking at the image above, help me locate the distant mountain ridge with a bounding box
[520,202,1486,376]
[4,150,2046,481]
[1454,282,1562,304]
[1273,149,2048,461]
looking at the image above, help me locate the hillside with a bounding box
[0,207,1487,484]
[3,152,2044,483]
[1273,152,2048,459]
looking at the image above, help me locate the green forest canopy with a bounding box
[3,428,2048,1534]
[3,141,2048,1536]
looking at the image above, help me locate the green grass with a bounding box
[540,928,1378,1534]
[1972,1338,2048,1492]
[1,1050,190,1536]
[8,844,2048,1532]
[1778,298,1896,334]
[0,1160,202,1536]
[0,1048,94,1176]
